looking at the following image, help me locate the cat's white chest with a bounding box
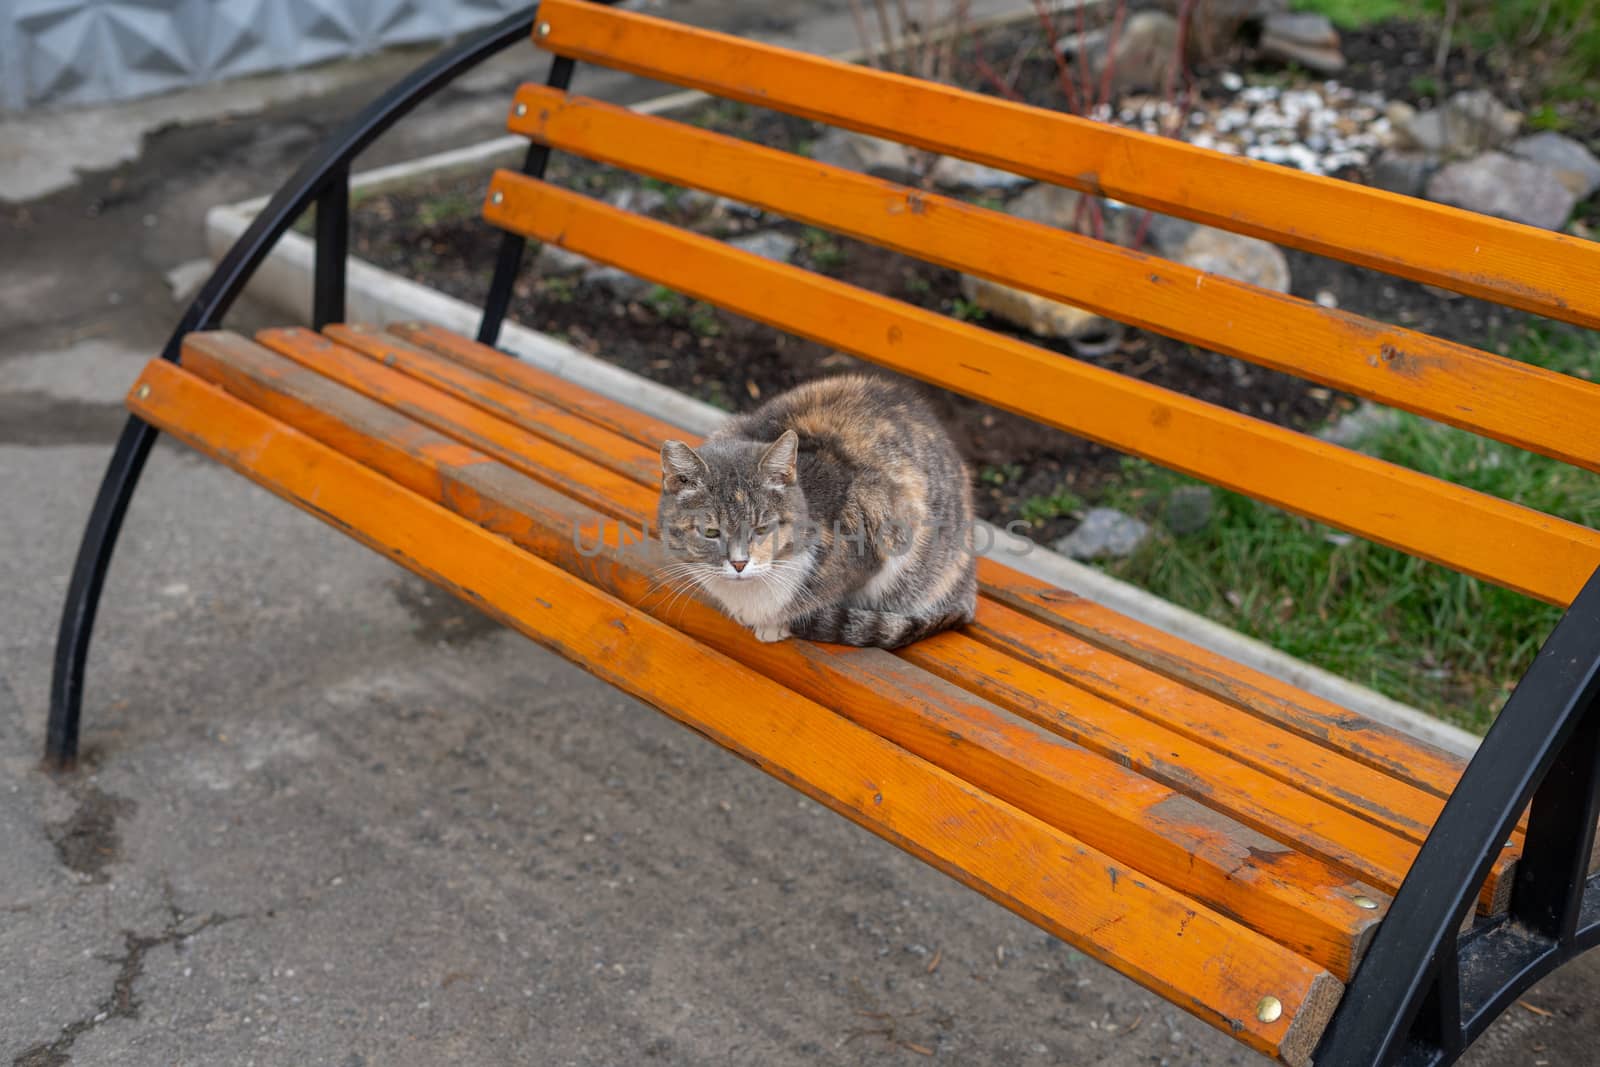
[707,576,791,628]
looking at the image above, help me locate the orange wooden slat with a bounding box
[533,0,1600,329]
[362,322,1486,824]
[482,173,1600,605]
[322,323,662,484]
[129,356,1345,1062]
[976,558,1471,796]
[177,328,1386,978]
[966,597,1441,841]
[904,630,1420,892]
[238,327,658,521]
[349,322,1467,855]
[230,330,1445,899]
[386,320,691,449]
[507,85,1600,474]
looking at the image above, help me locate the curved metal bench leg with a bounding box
[47,415,160,770]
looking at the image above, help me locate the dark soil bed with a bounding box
[342,14,1589,547]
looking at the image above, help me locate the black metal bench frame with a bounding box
[42,5,1600,1063]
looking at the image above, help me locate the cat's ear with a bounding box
[759,430,799,489]
[660,440,708,493]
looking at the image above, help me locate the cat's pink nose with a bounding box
[729,559,748,573]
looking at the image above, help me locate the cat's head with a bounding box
[657,431,809,582]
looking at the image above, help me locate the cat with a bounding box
[656,373,976,649]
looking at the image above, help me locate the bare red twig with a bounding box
[1031,0,1082,115]
[1094,1,1128,115]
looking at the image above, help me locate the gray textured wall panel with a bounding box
[0,0,532,111]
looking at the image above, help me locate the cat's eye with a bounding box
[754,523,772,536]
[702,526,721,539]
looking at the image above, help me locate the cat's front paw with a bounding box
[752,623,791,644]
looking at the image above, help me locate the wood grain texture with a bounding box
[323,323,662,484]
[482,173,1600,606]
[245,326,657,522]
[386,319,691,449]
[506,85,1600,474]
[531,0,1600,329]
[128,354,1344,1063]
[348,321,1479,809]
[174,329,1388,981]
[294,322,1516,911]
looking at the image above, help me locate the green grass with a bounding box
[1289,0,1411,29]
[1019,489,1085,527]
[1093,326,1600,733]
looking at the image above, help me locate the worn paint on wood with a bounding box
[175,329,1390,977]
[127,355,1345,1063]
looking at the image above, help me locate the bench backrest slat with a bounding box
[533,0,1600,330]
[509,85,1600,475]
[484,172,1600,606]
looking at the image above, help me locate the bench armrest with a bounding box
[1319,564,1600,1063]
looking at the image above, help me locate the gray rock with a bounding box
[1394,90,1522,160]
[1317,402,1400,449]
[1159,0,1287,60]
[1261,11,1339,46]
[1062,12,1183,95]
[583,264,650,299]
[1507,131,1600,200]
[728,230,799,263]
[809,128,915,181]
[1257,12,1344,73]
[958,273,1106,340]
[607,185,669,216]
[1370,150,1439,198]
[1007,182,1084,226]
[1426,151,1578,230]
[1149,218,1291,292]
[679,188,760,220]
[929,157,1031,193]
[1164,486,1216,535]
[1054,508,1152,561]
[536,242,591,275]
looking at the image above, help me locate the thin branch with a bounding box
[1434,0,1460,82]
[1095,1,1129,114]
[873,0,900,73]
[1031,0,1082,114]
[846,0,882,68]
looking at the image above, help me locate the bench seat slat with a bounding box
[131,355,1348,1063]
[531,0,1600,330]
[246,327,660,521]
[177,329,1390,979]
[265,323,1422,891]
[482,173,1600,606]
[384,323,1483,806]
[325,326,1455,846]
[340,323,1523,908]
[506,85,1600,476]
[312,335,1452,895]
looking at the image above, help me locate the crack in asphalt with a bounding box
[11,902,241,1067]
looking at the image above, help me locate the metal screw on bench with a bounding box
[515,103,527,117]
[492,191,504,205]
[1353,895,1379,910]
[537,22,551,37]
[1256,996,1283,1024]
[135,385,149,399]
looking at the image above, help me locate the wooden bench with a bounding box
[47,2,1600,1063]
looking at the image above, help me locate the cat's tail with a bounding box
[790,603,974,650]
